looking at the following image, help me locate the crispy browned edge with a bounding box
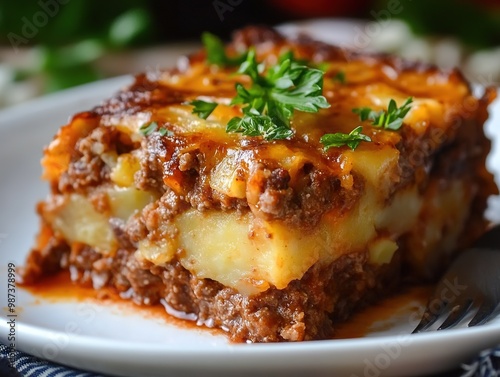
[19,26,498,342]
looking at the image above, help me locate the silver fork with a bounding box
[412,224,500,333]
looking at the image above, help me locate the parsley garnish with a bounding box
[159,128,172,137]
[225,49,330,140]
[187,100,218,119]
[139,121,171,136]
[193,35,331,141]
[320,126,371,151]
[226,108,294,140]
[188,48,330,140]
[353,97,413,131]
[202,32,247,67]
[139,121,158,136]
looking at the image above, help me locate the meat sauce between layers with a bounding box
[20,26,498,342]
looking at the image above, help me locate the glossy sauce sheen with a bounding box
[23,26,496,343]
[23,271,215,333]
[22,272,433,340]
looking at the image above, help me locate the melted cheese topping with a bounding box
[39,36,492,295]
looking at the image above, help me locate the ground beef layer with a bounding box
[21,235,399,342]
[20,26,498,343]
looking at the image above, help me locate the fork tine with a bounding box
[411,226,500,335]
[437,299,473,330]
[412,298,448,333]
[469,299,499,327]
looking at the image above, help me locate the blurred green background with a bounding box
[0,0,499,107]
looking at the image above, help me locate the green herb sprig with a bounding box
[227,49,330,140]
[187,100,218,119]
[320,126,371,151]
[188,48,330,140]
[191,34,382,151]
[353,97,413,131]
[139,121,171,136]
[202,32,247,67]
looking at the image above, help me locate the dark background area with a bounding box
[2,0,499,46]
[0,0,499,103]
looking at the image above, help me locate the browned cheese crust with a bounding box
[20,26,498,342]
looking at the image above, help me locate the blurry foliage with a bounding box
[0,1,155,91]
[0,0,280,93]
[2,0,499,95]
[378,0,500,49]
[0,1,154,47]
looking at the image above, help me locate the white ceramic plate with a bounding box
[1,26,500,377]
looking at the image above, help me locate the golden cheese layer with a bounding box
[38,27,497,294]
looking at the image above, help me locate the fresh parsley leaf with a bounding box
[353,97,413,131]
[268,58,330,112]
[139,121,171,137]
[320,126,372,151]
[226,109,294,140]
[159,128,173,137]
[202,32,247,67]
[139,121,158,136]
[278,52,330,73]
[278,50,310,67]
[236,48,265,85]
[352,106,375,121]
[225,49,330,140]
[192,37,331,141]
[187,99,218,119]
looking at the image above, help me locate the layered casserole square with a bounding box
[21,27,498,342]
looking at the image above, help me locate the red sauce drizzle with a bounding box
[23,271,433,340]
